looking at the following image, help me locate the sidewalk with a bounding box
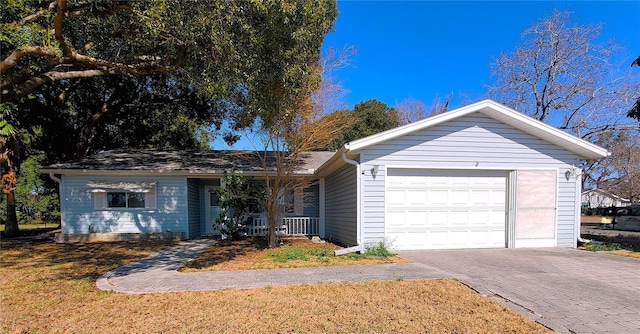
[96,239,447,294]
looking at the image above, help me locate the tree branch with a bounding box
[0,46,58,74]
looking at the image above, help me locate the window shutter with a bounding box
[94,192,107,209]
[145,188,157,209]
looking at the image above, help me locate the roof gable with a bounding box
[345,99,609,160]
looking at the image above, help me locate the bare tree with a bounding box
[584,133,640,204]
[395,93,453,125]
[487,10,640,193]
[487,11,639,141]
[395,97,427,125]
[250,93,353,247]
[312,45,358,114]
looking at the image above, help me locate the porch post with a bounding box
[319,177,325,238]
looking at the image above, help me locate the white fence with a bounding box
[248,217,320,237]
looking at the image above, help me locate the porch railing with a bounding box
[248,217,320,237]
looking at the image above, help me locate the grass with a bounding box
[0,237,551,333]
[580,233,640,259]
[0,223,58,232]
[181,238,409,271]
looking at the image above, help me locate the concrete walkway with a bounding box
[96,239,446,294]
[97,241,640,333]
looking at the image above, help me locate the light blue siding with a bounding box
[60,176,189,236]
[325,164,357,247]
[359,112,582,248]
[187,178,200,238]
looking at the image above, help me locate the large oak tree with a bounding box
[0,0,338,236]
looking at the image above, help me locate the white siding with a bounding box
[325,164,358,247]
[60,176,189,235]
[359,112,582,248]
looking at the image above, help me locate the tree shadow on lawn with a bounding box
[180,237,271,270]
[0,237,174,282]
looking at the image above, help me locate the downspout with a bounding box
[572,167,592,244]
[339,150,364,254]
[48,172,62,184]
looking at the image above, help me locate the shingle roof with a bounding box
[41,149,336,176]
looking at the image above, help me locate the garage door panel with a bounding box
[406,211,428,225]
[450,191,469,205]
[386,169,507,250]
[407,190,427,205]
[386,190,405,206]
[386,211,405,228]
[428,191,448,205]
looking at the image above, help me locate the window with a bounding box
[106,192,146,208]
[90,181,156,210]
[278,188,303,216]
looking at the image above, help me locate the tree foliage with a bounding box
[13,154,60,224]
[214,171,265,240]
[629,56,640,120]
[11,73,222,161]
[1,0,338,236]
[324,99,400,150]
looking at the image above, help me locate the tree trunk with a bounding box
[267,211,277,248]
[3,190,19,237]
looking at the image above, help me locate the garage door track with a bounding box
[397,248,640,334]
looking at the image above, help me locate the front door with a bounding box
[205,186,222,235]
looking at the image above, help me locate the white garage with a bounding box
[385,169,507,250]
[318,100,610,250]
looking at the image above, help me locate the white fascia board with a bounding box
[344,99,609,160]
[479,102,610,160]
[314,147,349,177]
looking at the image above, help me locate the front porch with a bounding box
[247,216,320,237]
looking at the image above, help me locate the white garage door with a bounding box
[386,169,507,250]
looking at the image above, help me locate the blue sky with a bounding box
[322,0,640,110]
[213,1,639,149]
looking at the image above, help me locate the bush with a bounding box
[363,241,395,257]
[585,242,622,252]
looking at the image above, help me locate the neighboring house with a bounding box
[581,189,631,208]
[42,100,609,249]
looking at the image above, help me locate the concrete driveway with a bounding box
[397,248,640,334]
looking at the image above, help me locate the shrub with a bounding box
[363,241,395,257]
[585,242,622,252]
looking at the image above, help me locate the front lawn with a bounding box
[181,237,409,271]
[0,238,551,333]
[580,233,640,259]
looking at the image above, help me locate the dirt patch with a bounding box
[180,237,410,271]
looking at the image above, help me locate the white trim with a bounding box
[343,99,609,160]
